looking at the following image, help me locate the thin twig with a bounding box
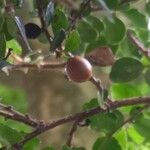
[9,62,66,70]
[0,103,38,127]
[66,119,81,147]
[89,76,103,95]
[127,31,150,58]
[67,0,91,32]
[36,0,53,44]
[11,96,150,148]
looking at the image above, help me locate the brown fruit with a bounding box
[66,56,92,83]
[86,46,115,67]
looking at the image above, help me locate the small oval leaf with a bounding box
[110,57,143,83]
[65,30,80,52]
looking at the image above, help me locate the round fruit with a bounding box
[24,23,41,39]
[66,56,92,83]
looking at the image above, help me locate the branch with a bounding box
[127,31,150,58]
[0,103,39,127]
[11,96,150,148]
[89,76,103,95]
[9,62,66,71]
[66,119,80,147]
[36,0,52,44]
[67,0,91,32]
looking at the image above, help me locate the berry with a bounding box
[24,23,41,39]
[66,56,92,83]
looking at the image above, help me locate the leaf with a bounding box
[118,37,140,58]
[52,9,69,34]
[124,9,147,28]
[92,137,121,150]
[77,20,97,43]
[51,29,66,50]
[6,39,22,55]
[110,57,143,83]
[145,2,150,16]
[144,69,150,85]
[114,129,127,150]
[62,145,86,150]
[23,138,40,150]
[0,124,23,145]
[0,13,4,32]
[134,117,150,140]
[45,1,55,26]
[85,16,104,34]
[6,16,17,38]
[103,17,126,44]
[86,47,115,66]
[105,0,120,9]
[65,30,80,52]
[110,83,142,99]
[0,33,6,59]
[127,125,144,144]
[43,147,55,150]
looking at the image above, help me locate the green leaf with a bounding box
[145,2,150,16]
[0,13,4,32]
[0,33,6,59]
[124,9,147,28]
[23,138,40,150]
[114,129,127,150]
[110,83,142,99]
[85,16,104,34]
[92,137,121,150]
[127,125,144,144]
[134,118,150,140]
[51,29,66,50]
[0,124,23,145]
[43,147,55,150]
[52,9,68,34]
[62,145,86,150]
[83,98,98,110]
[118,37,140,58]
[6,39,22,55]
[144,69,150,85]
[77,20,97,43]
[103,17,126,44]
[6,16,17,37]
[105,0,120,9]
[110,57,143,83]
[65,30,80,52]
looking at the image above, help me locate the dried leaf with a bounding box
[86,47,115,66]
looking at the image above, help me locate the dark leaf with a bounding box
[45,1,55,26]
[110,57,143,83]
[0,33,6,59]
[92,137,121,150]
[103,17,126,44]
[77,20,97,43]
[51,29,66,50]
